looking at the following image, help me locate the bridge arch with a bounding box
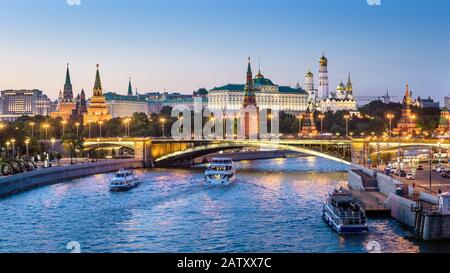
[154,140,351,166]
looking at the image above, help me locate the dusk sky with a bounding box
[1,0,449,101]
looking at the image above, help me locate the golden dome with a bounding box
[305,70,313,77]
[319,53,328,66]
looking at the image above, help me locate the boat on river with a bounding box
[204,158,236,186]
[323,188,369,233]
[110,169,141,192]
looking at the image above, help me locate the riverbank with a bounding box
[0,159,144,198]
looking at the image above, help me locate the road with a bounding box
[380,164,450,194]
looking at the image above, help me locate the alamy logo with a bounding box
[67,241,82,253]
[67,0,81,6]
[367,0,381,6]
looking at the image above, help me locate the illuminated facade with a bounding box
[83,65,112,125]
[393,84,420,136]
[300,105,318,137]
[437,107,450,135]
[0,89,51,121]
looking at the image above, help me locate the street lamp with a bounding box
[297,115,303,138]
[123,118,131,137]
[386,114,394,138]
[43,123,50,140]
[75,122,80,136]
[344,114,351,138]
[6,141,11,159]
[29,122,35,138]
[51,138,56,151]
[0,123,5,130]
[318,114,325,136]
[98,121,104,138]
[25,138,30,158]
[160,118,166,138]
[10,139,16,159]
[61,120,67,136]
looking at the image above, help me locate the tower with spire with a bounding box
[318,52,329,99]
[63,63,74,102]
[241,57,259,139]
[393,83,420,136]
[300,103,318,137]
[128,78,133,96]
[51,63,78,120]
[346,72,353,100]
[83,64,112,125]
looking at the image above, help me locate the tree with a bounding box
[62,133,84,165]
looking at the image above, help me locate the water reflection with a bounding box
[0,156,448,253]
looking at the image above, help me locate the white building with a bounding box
[305,54,358,113]
[0,89,51,121]
[208,70,308,113]
[104,92,149,118]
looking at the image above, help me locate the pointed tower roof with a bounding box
[347,72,352,85]
[247,57,252,75]
[94,64,102,91]
[128,77,133,96]
[65,63,72,86]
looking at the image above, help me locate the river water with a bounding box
[0,157,449,253]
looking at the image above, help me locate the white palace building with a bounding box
[208,54,358,114]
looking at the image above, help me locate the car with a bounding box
[390,167,398,174]
[441,171,450,178]
[399,170,407,177]
[417,165,424,171]
[433,165,441,172]
[406,173,415,180]
[437,167,447,173]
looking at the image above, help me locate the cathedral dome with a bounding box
[305,70,313,77]
[337,81,346,91]
[319,54,328,66]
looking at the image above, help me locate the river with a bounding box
[0,156,449,253]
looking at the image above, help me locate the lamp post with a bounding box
[98,121,104,138]
[160,118,166,138]
[75,122,80,136]
[387,114,394,138]
[43,124,50,140]
[61,120,67,136]
[29,122,35,138]
[123,118,131,137]
[51,138,56,152]
[297,115,303,138]
[11,139,16,159]
[25,138,30,158]
[344,114,350,138]
[318,114,325,136]
[6,141,11,159]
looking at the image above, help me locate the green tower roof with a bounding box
[94,64,102,90]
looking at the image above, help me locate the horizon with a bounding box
[1,0,449,101]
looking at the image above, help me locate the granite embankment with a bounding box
[0,159,144,197]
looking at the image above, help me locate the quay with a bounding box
[349,164,450,240]
[0,159,144,198]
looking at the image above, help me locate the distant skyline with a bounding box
[1,0,450,101]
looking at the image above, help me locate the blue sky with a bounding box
[0,0,449,101]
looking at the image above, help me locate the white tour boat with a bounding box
[110,169,141,192]
[204,158,236,186]
[323,188,369,233]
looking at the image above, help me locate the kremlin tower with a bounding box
[83,65,112,125]
[241,58,259,139]
[51,63,78,121]
[318,52,329,99]
[393,83,420,136]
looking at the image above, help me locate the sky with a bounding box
[0,0,449,102]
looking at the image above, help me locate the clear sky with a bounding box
[0,0,449,101]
